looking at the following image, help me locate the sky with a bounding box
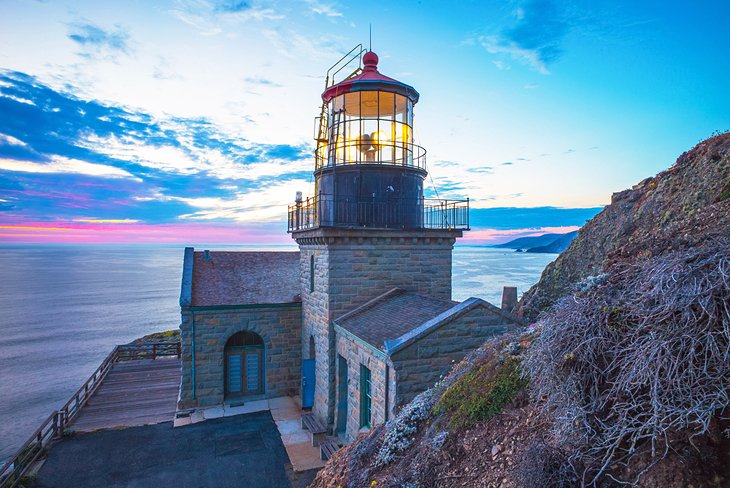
[0,0,728,244]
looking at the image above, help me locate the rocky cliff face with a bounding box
[518,133,730,321]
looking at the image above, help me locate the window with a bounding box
[360,364,372,428]
[309,254,315,293]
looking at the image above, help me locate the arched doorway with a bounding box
[225,331,264,398]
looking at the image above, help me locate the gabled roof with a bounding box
[180,248,301,307]
[334,288,526,355]
[333,288,458,353]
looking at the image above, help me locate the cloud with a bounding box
[0,134,27,147]
[67,21,130,57]
[462,225,581,245]
[243,76,282,87]
[477,0,568,74]
[0,70,316,227]
[262,28,344,60]
[0,156,139,180]
[73,218,140,224]
[170,0,282,35]
[171,178,310,222]
[213,0,251,13]
[152,57,183,80]
[0,220,293,244]
[305,0,343,17]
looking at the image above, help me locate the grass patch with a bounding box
[435,356,528,429]
[719,179,730,202]
[141,329,179,340]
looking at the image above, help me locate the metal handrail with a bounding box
[315,140,427,172]
[288,195,469,233]
[0,341,181,488]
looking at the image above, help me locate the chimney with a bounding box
[501,286,517,313]
[203,250,211,262]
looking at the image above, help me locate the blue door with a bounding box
[302,359,315,409]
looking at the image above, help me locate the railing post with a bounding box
[295,200,301,231]
[466,197,470,229]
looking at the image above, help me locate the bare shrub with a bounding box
[515,440,577,488]
[525,239,730,485]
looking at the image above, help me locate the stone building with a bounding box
[332,288,519,442]
[177,50,524,453]
[178,249,302,409]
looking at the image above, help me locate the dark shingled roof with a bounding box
[334,289,458,351]
[191,251,300,306]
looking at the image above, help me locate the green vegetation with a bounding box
[435,356,528,429]
[719,179,730,202]
[141,329,179,340]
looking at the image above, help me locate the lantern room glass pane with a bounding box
[394,95,409,121]
[344,92,360,116]
[360,91,378,118]
[378,91,395,118]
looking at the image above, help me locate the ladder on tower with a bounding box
[314,44,365,146]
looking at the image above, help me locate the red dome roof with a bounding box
[322,51,419,104]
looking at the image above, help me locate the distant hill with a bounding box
[524,231,578,253]
[494,231,578,253]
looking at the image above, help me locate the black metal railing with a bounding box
[288,195,469,232]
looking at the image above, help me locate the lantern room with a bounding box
[316,51,421,171]
[288,49,470,232]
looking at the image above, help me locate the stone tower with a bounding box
[289,51,469,426]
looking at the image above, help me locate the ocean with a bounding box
[0,244,556,463]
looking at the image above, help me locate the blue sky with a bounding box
[0,0,727,243]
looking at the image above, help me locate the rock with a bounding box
[491,444,502,457]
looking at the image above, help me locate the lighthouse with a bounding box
[289,50,470,429]
[178,48,519,453]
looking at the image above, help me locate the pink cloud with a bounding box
[0,220,292,244]
[461,226,580,245]
[0,218,580,245]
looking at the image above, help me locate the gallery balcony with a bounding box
[287,194,470,233]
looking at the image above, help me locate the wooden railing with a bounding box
[0,342,180,488]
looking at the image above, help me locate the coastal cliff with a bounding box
[308,134,730,488]
[518,132,730,320]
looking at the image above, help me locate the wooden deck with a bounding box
[70,357,181,432]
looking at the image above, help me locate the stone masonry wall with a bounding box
[391,305,513,409]
[335,330,389,443]
[299,245,332,424]
[327,236,455,318]
[295,231,457,429]
[178,304,301,410]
